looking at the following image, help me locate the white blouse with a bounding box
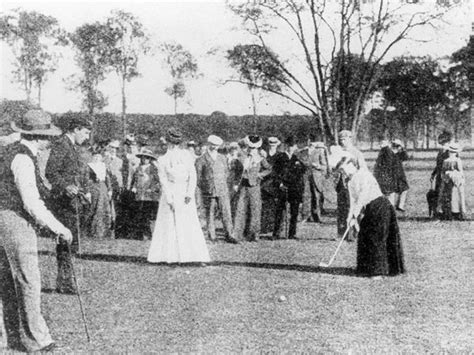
[348,168,383,220]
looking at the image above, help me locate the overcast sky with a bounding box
[0,0,471,116]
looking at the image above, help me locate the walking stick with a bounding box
[68,244,91,343]
[319,224,351,268]
[284,188,289,239]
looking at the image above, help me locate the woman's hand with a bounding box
[184,196,192,204]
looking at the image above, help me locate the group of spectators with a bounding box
[0,107,467,353]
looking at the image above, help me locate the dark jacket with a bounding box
[272,151,307,202]
[195,152,230,197]
[374,146,409,194]
[131,163,160,201]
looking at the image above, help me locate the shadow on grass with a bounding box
[38,250,358,276]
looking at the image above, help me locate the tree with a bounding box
[0,9,67,105]
[378,56,446,148]
[228,0,459,142]
[105,10,150,136]
[160,42,199,114]
[226,44,287,119]
[69,22,114,115]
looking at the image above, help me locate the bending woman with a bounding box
[336,156,405,277]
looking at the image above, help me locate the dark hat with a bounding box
[136,148,157,160]
[166,128,183,144]
[59,112,92,132]
[284,136,296,147]
[11,109,61,136]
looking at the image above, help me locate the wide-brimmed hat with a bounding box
[448,142,461,153]
[136,148,157,160]
[338,130,352,139]
[11,109,61,136]
[268,137,281,146]
[166,128,183,144]
[124,134,136,145]
[245,135,262,149]
[108,140,120,149]
[207,135,223,146]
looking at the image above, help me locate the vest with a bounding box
[0,142,49,223]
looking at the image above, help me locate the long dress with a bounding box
[147,147,210,263]
[437,157,466,220]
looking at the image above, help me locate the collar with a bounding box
[65,133,76,145]
[20,139,38,156]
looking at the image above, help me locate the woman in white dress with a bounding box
[147,128,210,264]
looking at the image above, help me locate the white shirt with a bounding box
[11,140,66,235]
[347,168,383,220]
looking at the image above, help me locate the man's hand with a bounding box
[57,228,73,244]
[65,185,79,198]
[348,217,359,231]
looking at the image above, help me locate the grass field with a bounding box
[7,151,474,353]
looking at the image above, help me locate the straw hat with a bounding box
[11,109,61,136]
[136,148,157,160]
[207,135,223,146]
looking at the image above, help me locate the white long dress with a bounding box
[147,147,210,263]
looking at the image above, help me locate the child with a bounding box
[131,148,160,240]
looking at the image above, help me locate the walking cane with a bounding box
[284,188,289,239]
[319,224,351,268]
[68,244,91,343]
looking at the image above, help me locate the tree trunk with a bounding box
[174,94,178,115]
[37,82,42,108]
[250,89,257,132]
[121,78,127,138]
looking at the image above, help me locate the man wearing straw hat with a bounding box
[196,135,238,244]
[0,109,73,352]
[335,130,366,241]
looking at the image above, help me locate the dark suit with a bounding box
[45,135,87,292]
[272,152,307,239]
[233,153,271,241]
[195,152,233,240]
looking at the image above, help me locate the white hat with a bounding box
[245,135,262,149]
[268,137,281,146]
[207,135,223,146]
[448,142,461,153]
[108,140,120,149]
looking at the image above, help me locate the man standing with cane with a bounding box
[46,113,91,294]
[0,109,73,352]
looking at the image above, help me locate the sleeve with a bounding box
[12,154,66,235]
[186,154,197,198]
[157,158,172,204]
[348,174,365,220]
[258,157,272,179]
[45,142,69,192]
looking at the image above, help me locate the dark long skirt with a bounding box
[356,196,404,276]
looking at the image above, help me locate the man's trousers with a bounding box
[233,184,262,241]
[202,194,233,240]
[0,211,53,352]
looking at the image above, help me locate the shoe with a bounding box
[225,236,239,244]
[288,235,298,240]
[56,286,77,295]
[396,207,405,212]
[32,342,57,353]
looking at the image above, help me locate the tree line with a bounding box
[0,1,470,145]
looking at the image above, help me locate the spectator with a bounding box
[437,143,467,220]
[195,135,238,244]
[233,135,271,242]
[131,148,160,240]
[430,131,453,218]
[271,136,307,240]
[374,139,409,212]
[45,112,91,294]
[260,137,281,234]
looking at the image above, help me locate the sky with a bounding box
[0,0,472,116]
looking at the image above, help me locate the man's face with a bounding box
[73,127,91,145]
[339,137,351,148]
[208,144,218,152]
[288,144,298,155]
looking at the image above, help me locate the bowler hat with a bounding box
[11,109,61,136]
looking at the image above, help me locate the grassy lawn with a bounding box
[10,152,474,353]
